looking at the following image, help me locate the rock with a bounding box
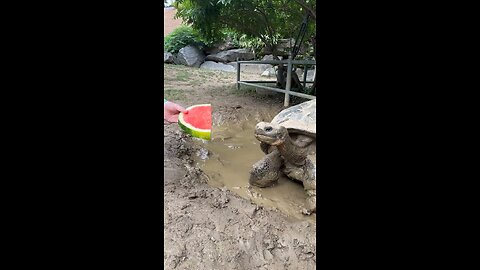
[196,148,209,160]
[200,61,236,73]
[204,38,237,55]
[227,62,238,69]
[295,68,316,82]
[176,45,205,68]
[173,55,182,65]
[260,39,294,56]
[164,52,175,63]
[295,68,303,78]
[262,54,275,61]
[238,63,273,74]
[261,67,276,77]
[261,39,307,56]
[242,203,258,218]
[227,62,272,74]
[263,249,273,261]
[205,48,254,63]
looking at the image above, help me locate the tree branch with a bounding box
[255,7,276,50]
[292,0,316,19]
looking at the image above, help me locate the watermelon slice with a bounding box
[178,104,212,140]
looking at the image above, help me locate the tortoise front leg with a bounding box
[301,156,316,215]
[302,190,316,215]
[249,149,283,188]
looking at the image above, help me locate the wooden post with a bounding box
[236,57,240,90]
[284,55,293,107]
[303,65,308,88]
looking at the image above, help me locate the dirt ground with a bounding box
[164,64,316,269]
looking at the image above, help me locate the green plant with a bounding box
[174,0,316,54]
[164,25,205,53]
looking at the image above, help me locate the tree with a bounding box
[175,0,314,53]
[174,0,317,93]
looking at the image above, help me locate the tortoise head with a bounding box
[254,122,288,146]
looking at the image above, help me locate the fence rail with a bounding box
[236,55,316,107]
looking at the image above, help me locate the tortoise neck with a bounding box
[276,133,307,166]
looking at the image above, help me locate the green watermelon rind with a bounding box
[178,104,212,140]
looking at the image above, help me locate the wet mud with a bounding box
[163,65,316,269]
[194,116,315,222]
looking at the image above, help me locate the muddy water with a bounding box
[193,116,315,222]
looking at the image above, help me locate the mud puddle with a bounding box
[193,118,315,222]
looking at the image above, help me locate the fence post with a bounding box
[303,65,308,88]
[284,55,293,107]
[236,57,240,90]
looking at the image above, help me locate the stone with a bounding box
[239,63,273,74]
[261,67,276,77]
[260,39,294,56]
[227,62,237,69]
[227,62,272,74]
[263,249,273,261]
[200,61,236,73]
[296,68,316,82]
[205,48,254,63]
[176,45,205,68]
[260,39,307,56]
[261,54,275,61]
[204,38,237,55]
[164,52,175,63]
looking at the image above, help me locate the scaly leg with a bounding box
[301,156,316,215]
[249,149,283,188]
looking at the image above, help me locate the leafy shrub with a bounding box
[164,25,205,53]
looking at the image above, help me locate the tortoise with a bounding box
[249,99,316,215]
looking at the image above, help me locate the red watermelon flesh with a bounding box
[178,104,212,140]
[183,106,211,130]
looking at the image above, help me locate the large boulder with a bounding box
[176,45,205,67]
[261,67,276,77]
[260,39,293,56]
[228,62,273,74]
[204,38,237,55]
[260,39,307,56]
[205,49,254,63]
[296,68,316,82]
[276,38,295,53]
[164,52,174,63]
[262,54,275,61]
[200,61,236,73]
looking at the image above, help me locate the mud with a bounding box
[194,118,315,222]
[164,65,316,269]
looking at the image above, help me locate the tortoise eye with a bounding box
[265,126,272,132]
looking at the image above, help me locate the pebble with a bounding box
[196,148,209,160]
[263,249,273,260]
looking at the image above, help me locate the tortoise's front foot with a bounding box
[249,150,282,188]
[249,171,279,188]
[302,190,316,215]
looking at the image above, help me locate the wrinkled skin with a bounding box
[250,122,316,215]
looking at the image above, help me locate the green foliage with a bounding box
[164,25,206,53]
[174,0,316,54]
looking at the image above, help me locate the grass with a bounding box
[232,85,257,96]
[164,64,288,100]
[164,88,187,101]
[175,71,190,81]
